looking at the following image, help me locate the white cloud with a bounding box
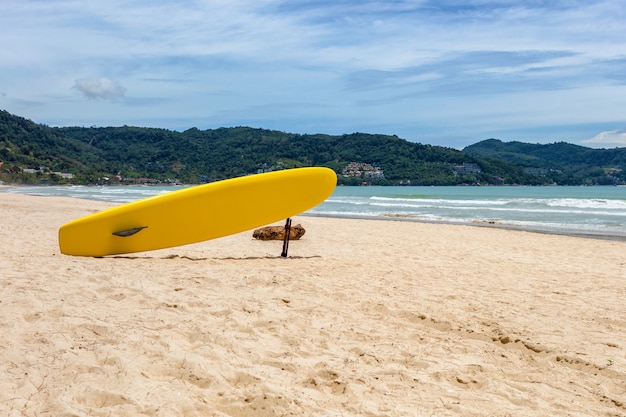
[582,129,626,148]
[2,0,626,147]
[73,78,126,101]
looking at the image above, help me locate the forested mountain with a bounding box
[464,139,626,185]
[1,110,624,185]
[56,126,541,185]
[0,110,111,175]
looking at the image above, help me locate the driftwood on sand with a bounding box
[252,224,306,240]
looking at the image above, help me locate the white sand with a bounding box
[1,192,625,416]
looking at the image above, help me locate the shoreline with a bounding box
[2,187,626,242]
[305,212,626,242]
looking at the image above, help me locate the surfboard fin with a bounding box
[112,226,148,237]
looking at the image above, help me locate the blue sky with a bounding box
[2,0,626,149]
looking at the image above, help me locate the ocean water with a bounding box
[3,184,626,239]
[312,186,626,239]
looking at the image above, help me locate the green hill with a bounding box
[464,139,626,185]
[0,110,110,177]
[1,110,544,185]
[2,109,624,185]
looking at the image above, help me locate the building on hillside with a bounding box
[342,162,384,179]
[450,163,481,175]
[22,167,74,179]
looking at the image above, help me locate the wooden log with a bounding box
[252,224,306,240]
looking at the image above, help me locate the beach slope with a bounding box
[1,193,624,416]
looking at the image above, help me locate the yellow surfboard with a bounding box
[59,167,336,256]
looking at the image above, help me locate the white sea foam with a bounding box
[546,198,626,210]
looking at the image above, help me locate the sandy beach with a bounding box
[1,192,625,416]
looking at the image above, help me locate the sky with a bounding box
[1,0,626,149]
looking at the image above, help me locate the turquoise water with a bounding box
[312,186,626,238]
[3,185,626,238]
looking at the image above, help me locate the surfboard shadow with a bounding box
[216,255,322,260]
[108,254,322,261]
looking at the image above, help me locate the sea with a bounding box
[2,184,626,240]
